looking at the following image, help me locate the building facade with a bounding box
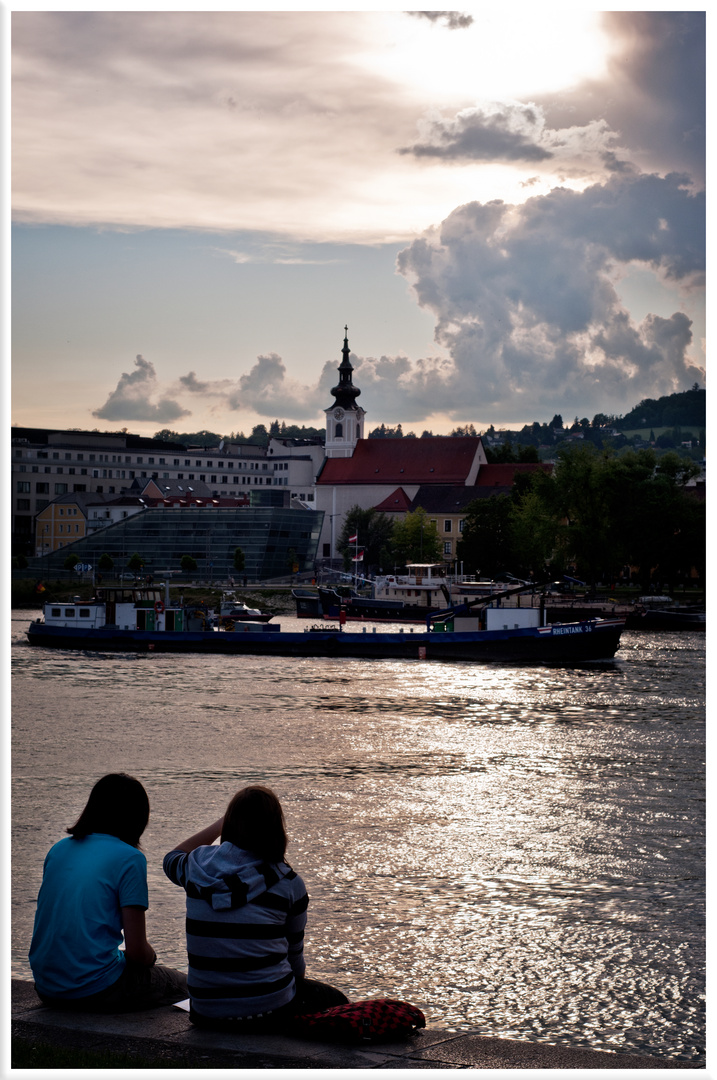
[11,428,324,556]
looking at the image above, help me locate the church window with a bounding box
[335,422,343,438]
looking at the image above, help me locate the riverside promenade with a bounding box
[11,980,695,1070]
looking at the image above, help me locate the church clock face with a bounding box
[333,407,345,420]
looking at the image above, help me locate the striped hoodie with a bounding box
[163,843,308,1019]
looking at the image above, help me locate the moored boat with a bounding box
[217,591,274,625]
[625,596,706,631]
[294,563,453,623]
[26,583,625,663]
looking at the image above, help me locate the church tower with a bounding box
[324,327,365,458]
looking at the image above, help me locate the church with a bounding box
[313,329,549,563]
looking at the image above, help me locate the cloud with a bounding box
[214,246,343,266]
[228,354,325,419]
[406,11,473,31]
[11,11,703,243]
[94,353,328,424]
[401,103,553,162]
[92,355,192,422]
[400,102,626,174]
[179,371,235,396]
[386,171,704,418]
[11,11,433,242]
[535,12,705,185]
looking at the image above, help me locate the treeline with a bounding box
[457,445,705,590]
[153,387,704,451]
[367,388,705,451]
[152,421,324,448]
[619,387,705,430]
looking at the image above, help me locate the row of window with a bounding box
[17,473,297,497]
[15,449,268,469]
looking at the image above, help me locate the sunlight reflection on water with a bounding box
[11,613,704,1062]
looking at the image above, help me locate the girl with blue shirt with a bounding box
[29,774,187,1012]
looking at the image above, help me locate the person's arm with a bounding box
[173,817,225,854]
[121,906,157,966]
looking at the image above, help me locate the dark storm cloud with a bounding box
[92,355,191,422]
[605,11,704,180]
[536,11,705,185]
[406,11,473,30]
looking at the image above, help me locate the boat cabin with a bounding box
[373,564,451,608]
[42,586,189,632]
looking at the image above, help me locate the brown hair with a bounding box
[221,785,288,863]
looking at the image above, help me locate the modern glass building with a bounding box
[27,506,324,581]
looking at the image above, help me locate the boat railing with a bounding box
[428,581,553,626]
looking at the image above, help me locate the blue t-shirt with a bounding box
[29,833,148,998]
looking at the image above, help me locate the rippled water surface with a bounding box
[11,612,705,1062]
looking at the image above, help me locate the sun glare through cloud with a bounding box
[355,11,610,104]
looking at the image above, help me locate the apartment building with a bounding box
[11,427,326,556]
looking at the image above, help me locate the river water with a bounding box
[11,610,705,1063]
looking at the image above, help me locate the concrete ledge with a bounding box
[11,980,695,1070]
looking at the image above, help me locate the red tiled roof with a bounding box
[373,487,413,511]
[477,463,552,486]
[317,437,483,485]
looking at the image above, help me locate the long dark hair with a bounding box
[67,773,150,848]
[221,785,288,863]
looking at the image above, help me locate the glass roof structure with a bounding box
[29,506,324,581]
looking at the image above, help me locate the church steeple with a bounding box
[330,326,362,410]
[324,326,365,458]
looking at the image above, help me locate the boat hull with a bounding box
[26,618,624,663]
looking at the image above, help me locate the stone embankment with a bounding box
[12,981,694,1070]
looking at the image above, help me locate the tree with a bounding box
[63,553,79,571]
[457,496,515,577]
[233,546,246,572]
[98,552,114,571]
[337,506,394,573]
[550,414,563,429]
[389,508,442,567]
[550,444,613,587]
[127,552,145,574]
[12,555,28,569]
[180,554,198,573]
[248,424,269,447]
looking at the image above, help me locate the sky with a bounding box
[10,7,706,438]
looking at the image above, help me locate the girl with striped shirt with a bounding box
[163,785,347,1030]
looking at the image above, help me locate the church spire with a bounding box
[330,326,361,410]
[325,326,365,458]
